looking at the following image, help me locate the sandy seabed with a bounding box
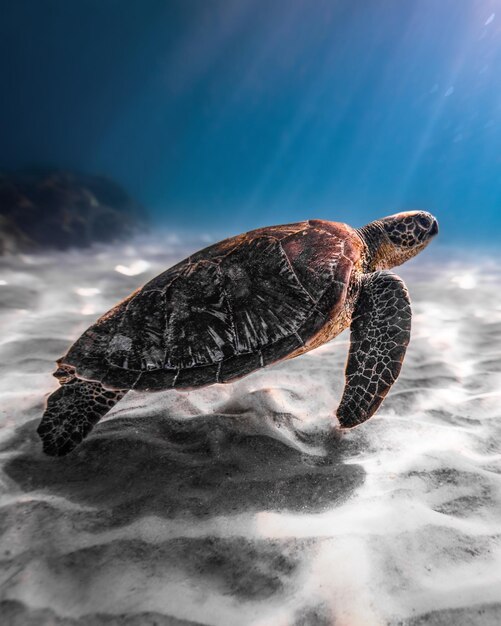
[0,235,500,626]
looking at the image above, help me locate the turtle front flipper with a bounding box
[337,271,411,429]
[37,379,128,456]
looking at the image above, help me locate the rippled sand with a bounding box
[1,237,501,625]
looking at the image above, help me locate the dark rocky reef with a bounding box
[0,170,147,254]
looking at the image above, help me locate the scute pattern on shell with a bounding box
[62,220,359,390]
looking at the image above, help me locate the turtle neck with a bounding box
[355,221,387,270]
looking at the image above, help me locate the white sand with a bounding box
[1,236,500,626]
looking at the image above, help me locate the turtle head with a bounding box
[359,211,439,270]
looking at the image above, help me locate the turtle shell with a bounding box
[61,220,362,391]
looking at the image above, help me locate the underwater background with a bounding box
[2,0,501,241]
[1,2,501,625]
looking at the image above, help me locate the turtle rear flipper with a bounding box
[337,271,411,428]
[37,379,127,456]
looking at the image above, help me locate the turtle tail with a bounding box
[37,372,128,457]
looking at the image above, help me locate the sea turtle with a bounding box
[37,211,438,456]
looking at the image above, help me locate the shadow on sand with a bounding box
[1,412,366,624]
[5,411,366,528]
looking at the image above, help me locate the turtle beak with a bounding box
[430,218,439,237]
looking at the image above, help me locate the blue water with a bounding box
[1,0,500,242]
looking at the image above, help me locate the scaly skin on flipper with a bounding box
[37,377,128,456]
[337,271,411,428]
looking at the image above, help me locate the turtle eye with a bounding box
[417,215,430,228]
